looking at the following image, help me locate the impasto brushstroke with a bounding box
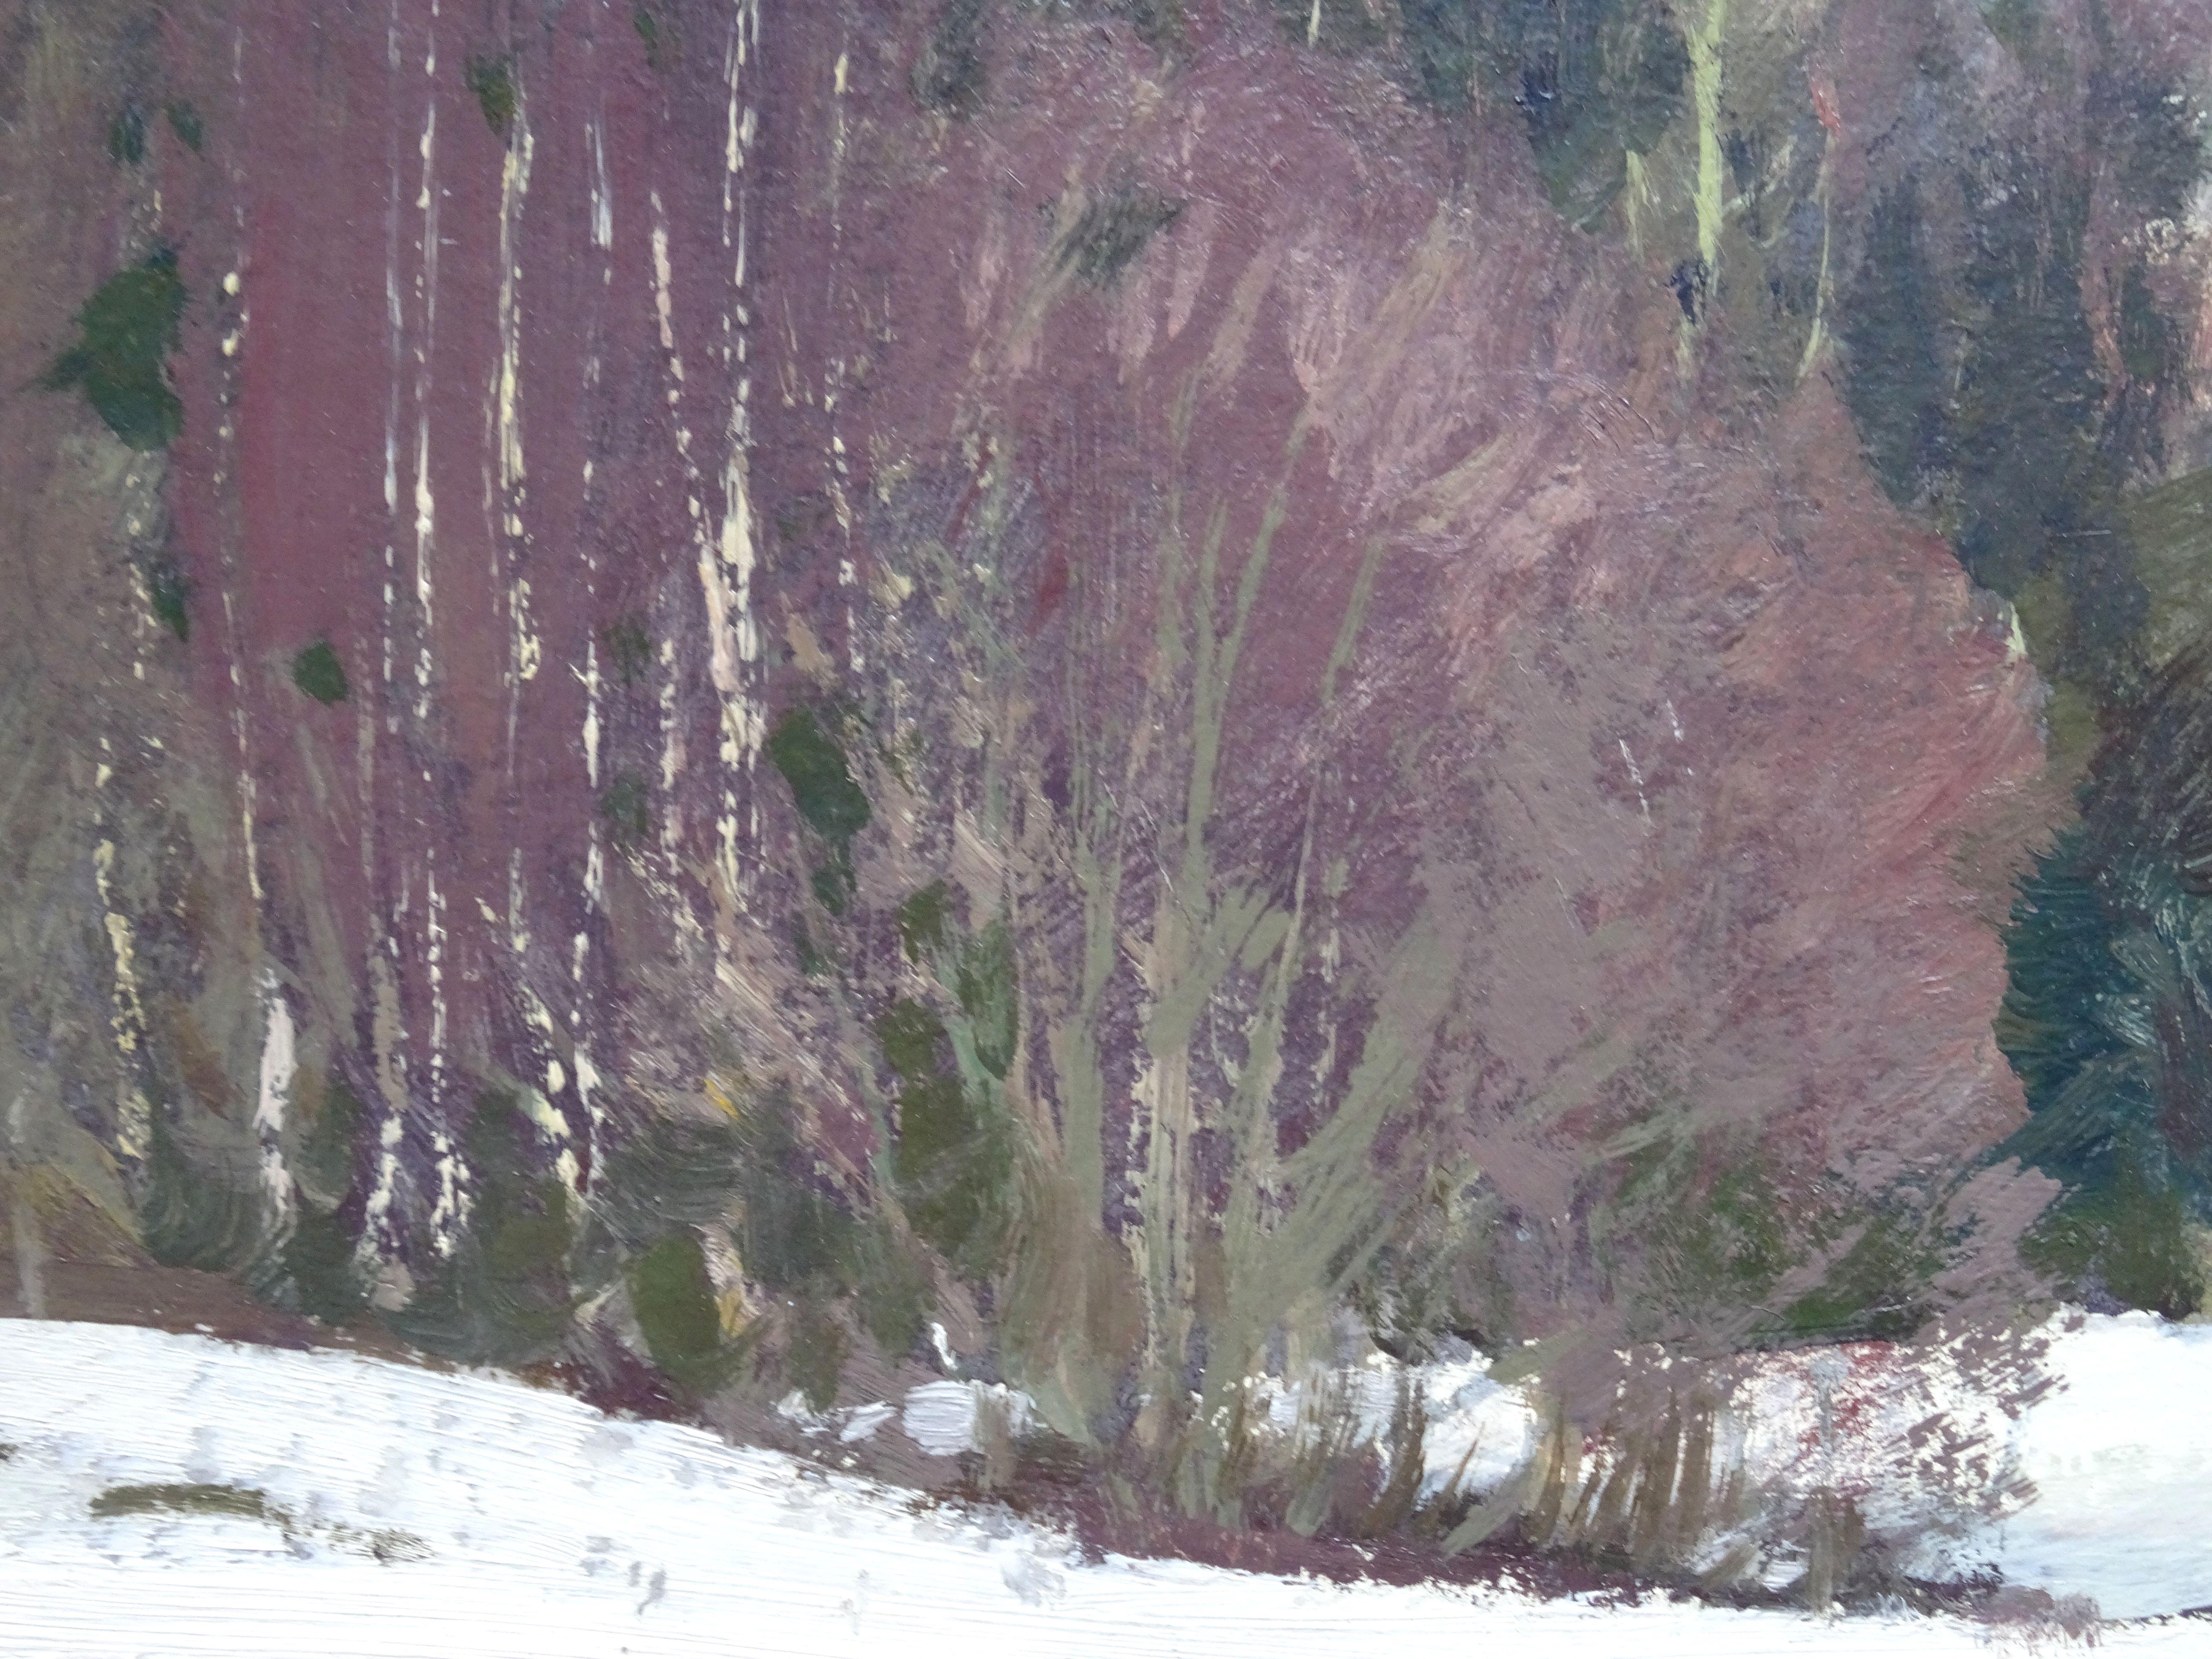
[4,0,2212,1649]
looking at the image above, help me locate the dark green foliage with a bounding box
[600,614,653,687]
[390,1092,575,1363]
[768,707,870,843]
[166,100,203,153]
[146,558,189,640]
[914,0,989,117]
[140,1109,260,1273]
[1838,165,2154,693]
[294,1076,364,1206]
[1995,828,2129,1122]
[1396,0,1686,227]
[878,999,1013,1275]
[633,6,665,68]
[629,1233,725,1388]
[587,1097,931,1394]
[792,919,829,977]
[107,103,145,166]
[898,880,952,963]
[2096,73,2203,224]
[1399,0,1482,108]
[2022,1160,2203,1318]
[1058,186,1184,288]
[1997,762,2212,1316]
[783,1297,848,1410]
[277,1074,366,1322]
[1835,70,2201,693]
[458,1092,577,1352]
[43,249,187,450]
[810,859,853,916]
[2114,261,2187,472]
[595,1110,746,1249]
[283,1206,367,1324]
[876,997,944,1081]
[731,1091,860,1291]
[1661,1165,1791,1304]
[1509,0,1688,228]
[291,640,348,705]
[465,55,517,137]
[1777,1213,1935,1342]
[599,775,651,847]
[1947,175,2107,601]
[955,920,1019,1079]
[1840,183,1948,508]
[2120,262,2183,390]
[853,1225,934,1355]
[1827,96,2211,1320]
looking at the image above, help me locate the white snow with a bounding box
[0,1318,2206,1656]
[1986,1312,2212,1619]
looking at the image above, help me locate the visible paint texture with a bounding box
[43,249,187,450]
[6,1318,2212,1646]
[3,0,2212,1621]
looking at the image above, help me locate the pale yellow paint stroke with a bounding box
[1690,0,1727,274]
[361,947,412,1251]
[1623,151,1650,263]
[495,107,540,732]
[1796,145,1834,382]
[1683,0,1727,374]
[91,840,151,1160]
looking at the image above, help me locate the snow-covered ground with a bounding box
[0,1317,2206,1656]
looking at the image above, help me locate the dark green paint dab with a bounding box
[166,100,203,153]
[465,55,517,138]
[146,559,189,640]
[291,640,349,705]
[897,880,952,963]
[44,249,187,451]
[599,775,651,848]
[630,1232,724,1387]
[601,614,653,687]
[633,6,666,68]
[768,707,870,841]
[876,999,1013,1277]
[107,103,145,166]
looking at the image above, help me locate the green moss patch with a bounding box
[877,998,1013,1276]
[897,880,953,963]
[599,775,651,848]
[107,103,145,166]
[601,614,653,687]
[767,707,870,843]
[166,100,203,153]
[630,1232,725,1387]
[44,249,188,450]
[465,55,517,138]
[291,640,349,705]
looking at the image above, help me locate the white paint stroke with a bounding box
[89,837,151,1160]
[252,971,295,1217]
[6,1321,2202,1656]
